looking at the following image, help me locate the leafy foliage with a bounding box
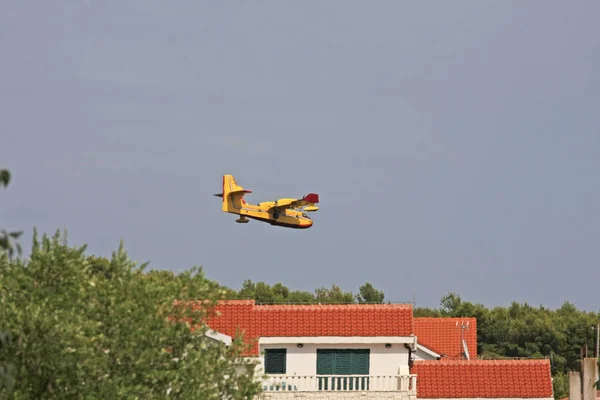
[0,168,23,260]
[356,282,385,304]
[0,231,262,399]
[235,280,316,304]
[0,168,20,392]
[314,284,355,304]
[232,279,384,304]
[0,332,15,393]
[0,169,10,188]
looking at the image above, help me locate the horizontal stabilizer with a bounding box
[230,189,252,195]
[214,189,251,198]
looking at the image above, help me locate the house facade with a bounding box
[196,300,554,400]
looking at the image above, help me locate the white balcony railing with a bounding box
[262,374,416,392]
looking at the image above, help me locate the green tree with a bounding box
[314,284,354,304]
[0,168,23,260]
[552,372,569,399]
[0,331,15,393]
[0,168,19,392]
[440,292,462,314]
[0,231,262,399]
[355,282,385,304]
[233,280,388,305]
[235,280,317,304]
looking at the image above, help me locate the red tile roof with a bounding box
[412,359,553,398]
[196,300,414,356]
[414,317,478,359]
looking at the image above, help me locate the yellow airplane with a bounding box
[214,174,319,229]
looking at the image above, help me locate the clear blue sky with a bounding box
[1,1,599,311]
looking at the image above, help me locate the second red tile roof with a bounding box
[414,317,478,359]
[412,359,553,398]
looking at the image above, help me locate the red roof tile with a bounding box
[412,359,553,398]
[414,317,477,359]
[195,300,413,356]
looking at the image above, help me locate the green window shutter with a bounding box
[334,350,352,375]
[350,349,369,375]
[317,350,333,391]
[264,349,286,374]
[316,349,370,375]
[316,349,334,375]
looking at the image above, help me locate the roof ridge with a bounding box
[215,300,255,305]
[254,303,413,309]
[415,316,477,320]
[414,358,550,365]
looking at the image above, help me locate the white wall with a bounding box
[255,342,411,376]
[412,346,439,361]
[258,392,416,400]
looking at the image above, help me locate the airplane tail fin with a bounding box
[214,174,251,213]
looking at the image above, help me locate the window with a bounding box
[264,348,286,374]
[316,349,370,390]
[316,349,369,375]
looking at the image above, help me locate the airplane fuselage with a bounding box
[227,199,313,229]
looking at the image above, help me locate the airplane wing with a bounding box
[268,193,319,212]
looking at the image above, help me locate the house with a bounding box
[194,299,554,400]
[199,300,416,399]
